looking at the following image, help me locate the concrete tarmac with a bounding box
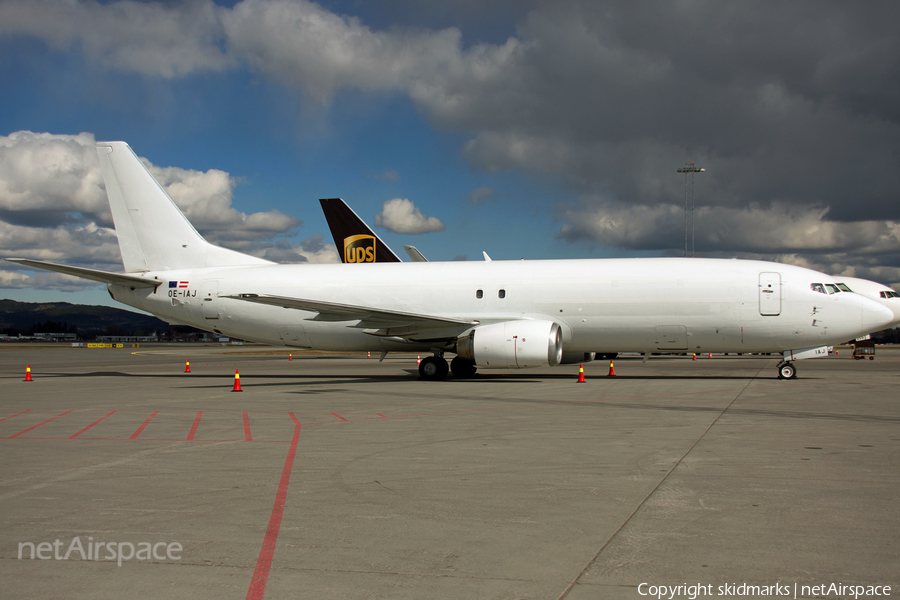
[1,344,898,599]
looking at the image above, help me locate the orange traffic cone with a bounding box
[416,355,421,365]
[232,369,243,392]
[367,351,371,358]
[184,360,191,373]
[608,360,616,376]
[24,364,33,382]
[577,364,586,383]
[708,352,712,359]
[288,353,292,361]
[692,353,697,361]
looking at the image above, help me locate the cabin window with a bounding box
[825,284,840,294]
[498,289,506,299]
[476,289,483,299]
[810,283,826,294]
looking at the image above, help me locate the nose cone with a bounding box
[884,302,900,329]
[861,299,895,333]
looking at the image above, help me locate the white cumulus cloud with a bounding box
[374,198,445,234]
[0,0,233,77]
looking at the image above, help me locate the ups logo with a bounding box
[344,235,376,263]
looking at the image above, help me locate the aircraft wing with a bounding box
[226,293,477,337]
[5,258,161,288]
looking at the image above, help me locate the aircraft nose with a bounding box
[886,303,900,329]
[861,300,895,333]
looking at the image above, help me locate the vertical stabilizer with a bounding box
[319,198,402,263]
[96,142,269,272]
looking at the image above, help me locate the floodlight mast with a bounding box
[676,162,705,257]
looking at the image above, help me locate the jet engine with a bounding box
[456,321,562,368]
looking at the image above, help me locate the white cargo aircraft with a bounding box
[5,142,894,380]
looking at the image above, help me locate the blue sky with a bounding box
[1,0,899,308]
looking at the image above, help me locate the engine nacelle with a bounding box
[560,351,595,365]
[456,321,562,368]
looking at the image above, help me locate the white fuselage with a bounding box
[109,257,892,356]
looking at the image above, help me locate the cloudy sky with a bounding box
[1,0,898,307]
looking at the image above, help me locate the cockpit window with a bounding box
[880,290,900,299]
[836,283,853,292]
[810,283,826,294]
[825,284,840,294]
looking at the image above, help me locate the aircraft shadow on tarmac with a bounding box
[21,370,785,383]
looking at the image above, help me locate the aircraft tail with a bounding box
[319,198,402,263]
[96,142,269,272]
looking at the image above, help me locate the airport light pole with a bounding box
[677,162,705,257]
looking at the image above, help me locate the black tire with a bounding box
[450,356,477,378]
[778,362,796,379]
[418,356,449,380]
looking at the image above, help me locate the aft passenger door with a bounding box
[759,272,781,316]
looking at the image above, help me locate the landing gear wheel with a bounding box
[777,362,796,380]
[419,356,449,380]
[450,356,477,378]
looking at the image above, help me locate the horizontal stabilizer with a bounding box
[5,258,160,288]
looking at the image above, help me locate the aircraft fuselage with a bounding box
[109,257,890,356]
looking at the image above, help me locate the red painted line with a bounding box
[186,411,203,441]
[375,413,387,418]
[9,410,72,438]
[68,410,117,439]
[137,438,285,444]
[246,412,302,600]
[0,409,31,423]
[243,412,253,442]
[330,412,348,422]
[129,411,159,440]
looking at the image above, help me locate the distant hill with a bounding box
[0,299,176,338]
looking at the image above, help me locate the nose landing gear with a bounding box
[776,361,796,380]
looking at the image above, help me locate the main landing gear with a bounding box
[418,354,478,380]
[450,356,477,378]
[418,355,449,380]
[776,361,797,380]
